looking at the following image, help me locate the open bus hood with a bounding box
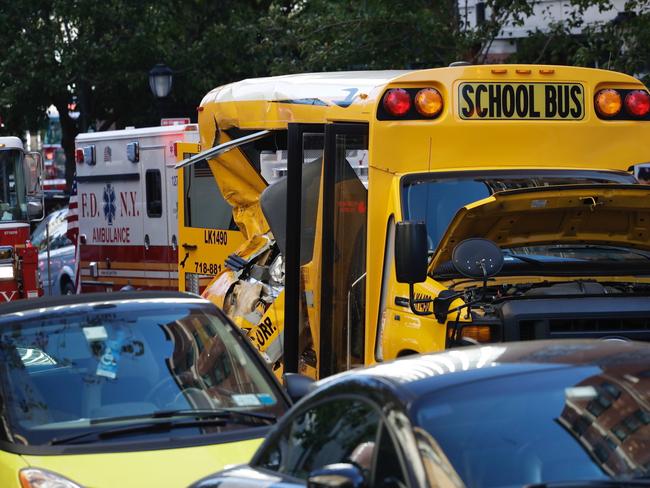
[429,184,650,271]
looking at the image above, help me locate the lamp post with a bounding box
[148,63,173,123]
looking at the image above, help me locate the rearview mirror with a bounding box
[307,463,366,488]
[394,221,428,284]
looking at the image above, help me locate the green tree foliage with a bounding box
[512,1,650,83]
[0,0,267,184]
[254,0,534,72]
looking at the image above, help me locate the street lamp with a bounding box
[148,63,173,99]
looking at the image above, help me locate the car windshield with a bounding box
[402,170,636,251]
[0,149,27,221]
[0,301,286,447]
[415,366,650,488]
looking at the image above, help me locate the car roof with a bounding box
[316,339,650,399]
[0,290,208,319]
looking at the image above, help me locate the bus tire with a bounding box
[397,349,418,358]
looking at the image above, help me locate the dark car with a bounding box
[191,340,650,488]
[0,291,290,488]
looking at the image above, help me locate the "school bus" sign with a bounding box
[459,82,585,120]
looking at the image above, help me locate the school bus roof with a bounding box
[199,64,646,132]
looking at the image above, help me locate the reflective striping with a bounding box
[80,260,176,271]
[80,276,179,287]
[81,269,178,279]
[0,223,29,229]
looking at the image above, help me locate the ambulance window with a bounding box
[145,170,163,218]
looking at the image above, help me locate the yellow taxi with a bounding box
[0,291,290,487]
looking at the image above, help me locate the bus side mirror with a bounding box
[394,221,428,284]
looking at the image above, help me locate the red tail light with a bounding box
[625,90,650,117]
[383,89,411,117]
[75,148,84,164]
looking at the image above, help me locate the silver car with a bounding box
[31,206,76,295]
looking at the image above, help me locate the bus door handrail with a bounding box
[346,272,367,371]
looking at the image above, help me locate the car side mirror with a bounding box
[282,373,315,403]
[307,463,366,488]
[394,221,429,284]
[27,195,44,222]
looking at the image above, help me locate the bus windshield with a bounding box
[0,149,27,222]
[402,170,637,251]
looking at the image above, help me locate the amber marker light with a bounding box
[595,89,622,117]
[383,88,411,117]
[625,90,650,117]
[414,88,443,118]
[462,325,492,343]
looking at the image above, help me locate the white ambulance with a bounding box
[75,125,199,292]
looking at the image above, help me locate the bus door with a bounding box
[283,124,324,374]
[176,142,244,294]
[319,123,369,377]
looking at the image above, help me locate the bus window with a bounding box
[183,159,235,230]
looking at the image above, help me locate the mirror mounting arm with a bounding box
[407,284,465,322]
[407,282,435,317]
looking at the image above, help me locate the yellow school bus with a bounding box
[178,64,650,379]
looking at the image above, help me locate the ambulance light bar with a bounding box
[127,142,140,163]
[175,130,271,169]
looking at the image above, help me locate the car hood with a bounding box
[429,184,650,271]
[20,438,262,488]
[190,465,300,488]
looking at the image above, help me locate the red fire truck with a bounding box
[0,137,43,302]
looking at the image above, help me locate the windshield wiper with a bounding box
[49,409,275,446]
[503,252,545,265]
[546,245,650,261]
[90,408,276,425]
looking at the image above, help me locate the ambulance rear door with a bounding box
[139,136,173,289]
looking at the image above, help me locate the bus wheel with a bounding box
[397,349,418,358]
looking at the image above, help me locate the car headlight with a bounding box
[19,468,83,488]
